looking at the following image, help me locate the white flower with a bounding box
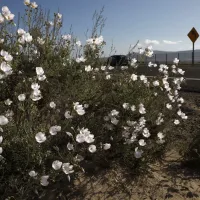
[64,111,73,119]
[111,117,119,125]
[6,13,15,21]
[40,175,49,186]
[1,62,12,74]
[86,38,93,45]
[24,0,30,6]
[36,67,44,76]
[85,65,93,72]
[0,115,9,126]
[62,34,71,40]
[29,170,37,177]
[94,35,104,45]
[0,147,2,154]
[31,2,38,9]
[174,119,180,125]
[31,83,40,90]
[131,105,136,112]
[76,133,85,143]
[111,109,119,116]
[0,136,3,144]
[37,37,45,45]
[52,160,63,170]
[74,154,84,162]
[140,75,147,82]
[76,41,81,47]
[24,32,32,42]
[157,132,165,139]
[76,56,86,63]
[173,58,179,64]
[139,103,146,114]
[153,80,159,87]
[139,139,146,146]
[76,128,95,144]
[18,37,25,44]
[73,102,85,115]
[108,66,114,70]
[1,50,9,57]
[49,125,61,135]
[148,62,154,67]
[18,94,26,101]
[30,89,42,101]
[88,144,96,153]
[134,147,143,158]
[177,97,184,104]
[85,134,95,143]
[101,66,106,71]
[142,128,151,138]
[35,132,46,143]
[177,68,185,75]
[144,48,153,57]
[37,74,46,81]
[131,73,137,81]
[4,54,13,62]
[62,163,74,174]
[67,142,74,150]
[48,21,54,26]
[177,109,182,116]
[103,143,111,150]
[139,48,144,54]
[57,13,62,19]
[17,28,26,36]
[166,103,172,110]
[49,101,56,109]
[2,6,10,16]
[4,99,12,106]
[121,66,129,70]
[123,103,130,110]
[130,58,137,67]
[106,74,111,80]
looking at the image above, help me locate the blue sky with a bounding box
[1,0,200,56]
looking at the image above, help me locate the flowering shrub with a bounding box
[0,1,188,199]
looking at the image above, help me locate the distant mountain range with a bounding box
[132,49,200,54]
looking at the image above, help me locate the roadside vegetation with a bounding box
[1,1,198,199]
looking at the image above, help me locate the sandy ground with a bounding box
[44,92,200,200]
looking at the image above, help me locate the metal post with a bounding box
[166,53,167,65]
[178,53,179,59]
[155,54,156,63]
[192,42,194,65]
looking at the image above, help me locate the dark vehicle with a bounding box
[107,55,130,67]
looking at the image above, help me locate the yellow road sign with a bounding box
[188,27,199,43]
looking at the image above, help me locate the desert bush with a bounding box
[0,1,188,199]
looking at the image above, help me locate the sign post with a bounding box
[188,27,199,65]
